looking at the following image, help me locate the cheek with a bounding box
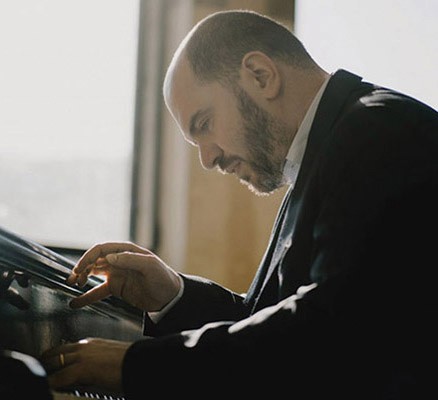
[217,114,246,151]
[214,93,247,153]
[223,129,247,158]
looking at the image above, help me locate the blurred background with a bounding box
[1,0,437,293]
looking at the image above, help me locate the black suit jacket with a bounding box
[123,70,438,399]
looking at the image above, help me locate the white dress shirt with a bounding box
[282,74,331,187]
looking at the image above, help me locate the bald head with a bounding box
[165,9,319,92]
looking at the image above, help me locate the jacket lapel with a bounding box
[245,185,294,302]
[248,69,363,312]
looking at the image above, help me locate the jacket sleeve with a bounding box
[123,277,384,398]
[142,273,249,336]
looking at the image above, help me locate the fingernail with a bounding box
[106,253,117,263]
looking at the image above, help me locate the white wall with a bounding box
[295,0,438,110]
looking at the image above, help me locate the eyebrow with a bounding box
[189,107,212,137]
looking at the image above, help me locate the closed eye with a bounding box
[189,107,213,139]
[199,118,210,133]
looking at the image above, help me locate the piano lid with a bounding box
[0,225,143,321]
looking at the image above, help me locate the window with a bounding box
[0,0,141,249]
[295,0,438,110]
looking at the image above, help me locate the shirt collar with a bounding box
[282,74,331,187]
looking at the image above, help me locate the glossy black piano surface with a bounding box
[0,225,144,360]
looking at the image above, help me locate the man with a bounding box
[41,10,438,399]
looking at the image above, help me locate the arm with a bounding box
[66,241,249,335]
[144,273,248,336]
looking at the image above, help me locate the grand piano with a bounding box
[0,225,144,398]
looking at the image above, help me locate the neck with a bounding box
[281,67,330,145]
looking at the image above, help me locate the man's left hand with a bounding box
[40,338,132,394]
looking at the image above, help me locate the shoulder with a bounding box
[316,85,438,181]
[341,83,437,125]
[331,85,438,147]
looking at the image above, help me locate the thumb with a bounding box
[69,281,110,309]
[106,253,118,264]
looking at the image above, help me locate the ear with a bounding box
[239,51,282,100]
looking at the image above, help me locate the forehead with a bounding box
[165,56,230,140]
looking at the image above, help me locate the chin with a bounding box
[240,177,280,197]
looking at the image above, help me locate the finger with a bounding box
[69,281,111,309]
[78,262,112,287]
[41,351,78,373]
[47,364,87,390]
[66,262,93,286]
[94,256,109,267]
[40,342,80,360]
[69,242,152,278]
[40,343,79,373]
[67,258,110,287]
[76,264,95,287]
[106,252,158,273]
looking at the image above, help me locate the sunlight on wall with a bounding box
[295,0,438,110]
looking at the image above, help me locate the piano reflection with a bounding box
[0,225,144,399]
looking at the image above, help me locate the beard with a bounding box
[232,86,291,195]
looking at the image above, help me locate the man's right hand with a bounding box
[66,242,181,312]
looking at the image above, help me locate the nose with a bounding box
[198,142,222,170]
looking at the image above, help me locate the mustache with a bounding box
[217,155,242,173]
